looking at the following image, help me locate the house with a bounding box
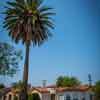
[0,85,94,100]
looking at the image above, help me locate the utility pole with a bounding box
[88,74,92,88]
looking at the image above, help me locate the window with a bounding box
[73,98,78,100]
[82,97,85,100]
[3,95,7,100]
[73,93,78,100]
[90,94,93,100]
[59,95,64,100]
[65,95,71,100]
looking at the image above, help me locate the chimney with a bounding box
[42,80,47,88]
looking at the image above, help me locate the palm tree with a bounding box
[3,0,55,99]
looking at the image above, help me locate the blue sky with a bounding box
[0,0,100,86]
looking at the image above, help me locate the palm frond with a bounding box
[35,0,43,7]
[39,6,53,13]
[6,1,25,10]
[3,0,55,46]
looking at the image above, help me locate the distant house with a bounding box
[0,85,94,100]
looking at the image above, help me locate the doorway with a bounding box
[51,94,55,100]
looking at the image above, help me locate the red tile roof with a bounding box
[55,85,90,92]
[1,85,91,95]
[31,85,90,93]
[32,87,50,93]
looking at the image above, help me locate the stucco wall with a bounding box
[56,91,92,100]
[42,93,51,100]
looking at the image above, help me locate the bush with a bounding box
[14,96,18,100]
[28,94,33,100]
[28,93,41,100]
[94,80,100,100]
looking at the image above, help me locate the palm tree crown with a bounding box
[3,0,55,45]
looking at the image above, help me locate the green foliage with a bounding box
[56,76,81,87]
[28,94,40,100]
[14,96,18,100]
[0,42,22,77]
[12,80,24,89]
[0,84,5,89]
[28,94,33,100]
[32,93,41,100]
[3,0,55,46]
[94,80,100,100]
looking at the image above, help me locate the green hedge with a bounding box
[14,96,18,100]
[13,93,41,100]
[28,93,41,100]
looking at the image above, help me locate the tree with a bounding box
[3,0,55,99]
[0,84,5,90]
[94,80,100,100]
[56,76,81,87]
[0,42,22,77]
[12,80,24,90]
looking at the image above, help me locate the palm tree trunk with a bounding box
[22,42,30,100]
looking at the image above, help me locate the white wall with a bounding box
[56,91,92,100]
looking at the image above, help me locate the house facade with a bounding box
[0,85,94,100]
